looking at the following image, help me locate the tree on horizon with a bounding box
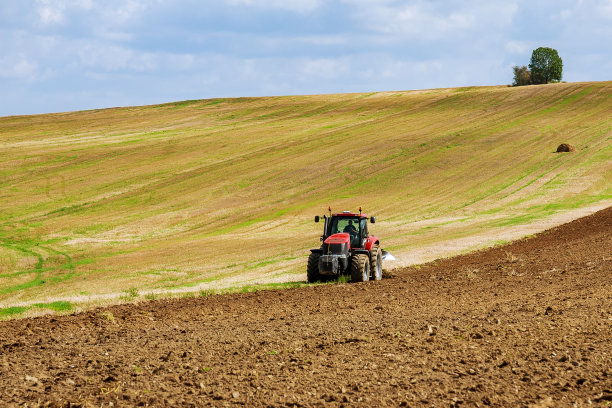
[529,47,563,84]
[512,65,531,86]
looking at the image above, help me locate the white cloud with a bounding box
[601,0,612,19]
[558,8,572,19]
[505,40,529,54]
[35,0,96,26]
[299,57,350,80]
[0,55,39,80]
[295,35,349,46]
[374,59,443,80]
[95,30,134,42]
[34,0,154,30]
[553,0,584,21]
[75,0,94,8]
[37,1,66,25]
[78,42,202,73]
[77,42,182,72]
[170,54,197,70]
[224,0,322,13]
[103,0,151,23]
[345,1,518,42]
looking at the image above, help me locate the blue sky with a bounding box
[1,0,611,116]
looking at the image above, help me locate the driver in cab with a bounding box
[343,220,358,236]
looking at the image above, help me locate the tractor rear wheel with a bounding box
[307,253,321,283]
[350,254,370,282]
[370,245,382,280]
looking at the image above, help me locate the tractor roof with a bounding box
[332,211,367,218]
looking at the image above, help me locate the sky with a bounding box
[1,0,611,116]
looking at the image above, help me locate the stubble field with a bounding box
[0,81,611,313]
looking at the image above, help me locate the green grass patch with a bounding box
[0,306,29,318]
[0,275,46,295]
[201,281,312,297]
[33,301,73,312]
[0,301,72,319]
[246,258,281,269]
[204,99,225,107]
[73,258,95,266]
[163,99,203,109]
[337,274,350,284]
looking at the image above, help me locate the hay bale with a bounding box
[556,143,575,153]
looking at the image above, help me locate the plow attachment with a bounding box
[381,250,396,261]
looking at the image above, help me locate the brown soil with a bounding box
[556,143,576,152]
[1,208,611,407]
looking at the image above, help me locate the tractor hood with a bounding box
[324,233,350,245]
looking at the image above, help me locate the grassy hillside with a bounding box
[1,81,610,310]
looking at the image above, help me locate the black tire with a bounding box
[307,253,321,283]
[370,244,382,281]
[350,254,370,283]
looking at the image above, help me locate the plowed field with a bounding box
[1,207,611,407]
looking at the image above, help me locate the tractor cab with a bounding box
[314,209,377,250]
[325,213,372,249]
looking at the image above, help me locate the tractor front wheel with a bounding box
[307,253,321,283]
[350,254,370,282]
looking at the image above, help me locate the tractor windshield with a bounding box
[328,216,363,247]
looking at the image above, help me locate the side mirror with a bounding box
[314,216,320,223]
[370,216,376,223]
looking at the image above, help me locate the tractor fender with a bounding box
[364,236,379,252]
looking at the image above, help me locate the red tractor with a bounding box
[308,208,389,283]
